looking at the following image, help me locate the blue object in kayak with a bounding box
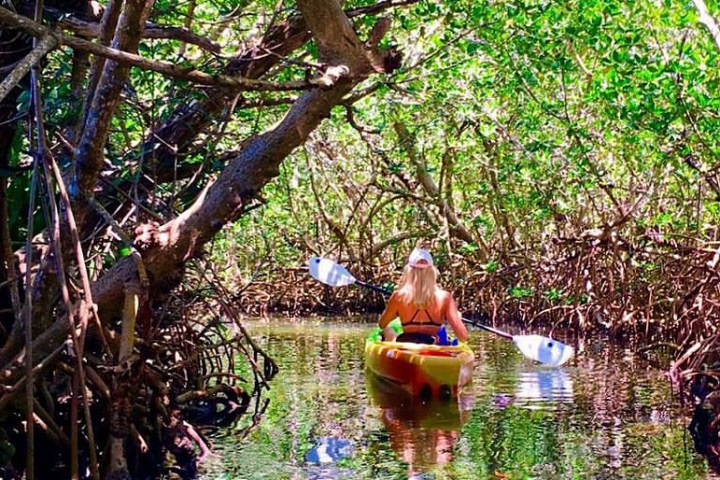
[436,325,458,346]
[305,437,354,464]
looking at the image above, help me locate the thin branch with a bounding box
[0,7,330,92]
[346,0,421,16]
[365,231,428,261]
[57,13,222,53]
[179,0,196,55]
[31,40,102,477]
[142,24,221,52]
[343,104,381,134]
[692,0,720,50]
[24,4,45,467]
[0,35,56,105]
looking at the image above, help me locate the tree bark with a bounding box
[74,0,154,195]
[0,0,399,399]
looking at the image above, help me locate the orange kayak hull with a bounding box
[364,340,474,398]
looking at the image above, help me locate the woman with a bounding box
[378,248,468,344]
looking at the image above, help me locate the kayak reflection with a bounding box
[366,373,473,477]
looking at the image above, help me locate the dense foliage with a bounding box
[0,0,719,477]
[220,0,720,366]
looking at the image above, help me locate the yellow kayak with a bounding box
[364,337,474,398]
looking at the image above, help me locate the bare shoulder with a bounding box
[388,290,403,307]
[437,288,459,307]
[436,288,451,301]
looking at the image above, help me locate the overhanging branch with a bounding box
[0,6,325,92]
[56,13,222,53]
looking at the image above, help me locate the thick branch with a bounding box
[73,0,153,195]
[91,0,378,317]
[297,0,368,71]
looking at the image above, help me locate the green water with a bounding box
[197,319,712,480]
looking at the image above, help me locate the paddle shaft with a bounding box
[355,279,513,340]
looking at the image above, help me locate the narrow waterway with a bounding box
[198,318,712,480]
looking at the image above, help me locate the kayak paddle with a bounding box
[308,256,574,367]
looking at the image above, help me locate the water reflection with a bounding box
[366,373,472,477]
[488,367,575,411]
[199,320,709,480]
[513,368,575,408]
[305,437,354,464]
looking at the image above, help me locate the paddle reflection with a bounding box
[513,368,574,408]
[366,373,473,477]
[490,368,575,411]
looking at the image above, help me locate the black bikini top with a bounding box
[404,307,444,327]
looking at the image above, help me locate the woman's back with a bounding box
[378,248,468,343]
[393,289,449,330]
[380,289,467,342]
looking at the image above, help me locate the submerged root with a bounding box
[0,262,276,479]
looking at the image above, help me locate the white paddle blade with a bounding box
[308,257,357,287]
[513,335,574,367]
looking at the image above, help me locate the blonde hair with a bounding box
[397,264,438,308]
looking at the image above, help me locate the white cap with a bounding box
[407,248,434,269]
